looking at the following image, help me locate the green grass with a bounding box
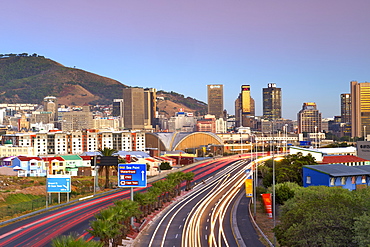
[0,193,43,206]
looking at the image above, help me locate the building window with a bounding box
[330,177,335,186]
[341,177,346,185]
[306,176,311,184]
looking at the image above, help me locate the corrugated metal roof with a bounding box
[115,151,150,159]
[304,164,370,176]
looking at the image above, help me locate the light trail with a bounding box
[148,161,242,247]
[181,159,252,247]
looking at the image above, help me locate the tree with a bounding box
[112,200,140,242]
[352,213,370,247]
[274,182,299,205]
[52,233,103,247]
[89,217,120,246]
[98,147,117,188]
[159,162,172,170]
[184,172,195,191]
[274,186,367,247]
[262,153,318,187]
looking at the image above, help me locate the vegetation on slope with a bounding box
[0,54,207,116]
[0,54,127,105]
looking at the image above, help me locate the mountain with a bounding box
[156,90,207,117]
[0,54,207,116]
[0,54,127,105]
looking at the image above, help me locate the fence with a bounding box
[0,186,95,220]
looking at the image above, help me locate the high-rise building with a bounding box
[235,85,255,128]
[297,102,322,134]
[263,83,282,120]
[241,85,251,115]
[123,88,145,130]
[207,84,224,119]
[144,88,157,129]
[43,96,58,121]
[350,81,370,138]
[112,99,124,117]
[112,99,124,129]
[340,93,351,123]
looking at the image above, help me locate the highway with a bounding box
[0,156,246,247]
[136,157,265,247]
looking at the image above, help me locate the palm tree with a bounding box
[52,233,103,247]
[184,172,195,191]
[98,147,117,188]
[89,217,120,247]
[113,199,141,240]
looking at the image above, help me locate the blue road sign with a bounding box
[47,176,71,193]
[245,168,252,179]
[118,164,147,188]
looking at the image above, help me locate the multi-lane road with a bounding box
[0,155,264,246]
[136,158,264,247]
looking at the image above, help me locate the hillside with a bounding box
[157,90,207,117]
[0,54,127,105]
[0,54,207,117]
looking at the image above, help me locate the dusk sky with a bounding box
[2,0,370,120]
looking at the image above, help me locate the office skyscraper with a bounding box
[123,88,145,130]
[340,93,351,123]
[235,85,255,127]
[112,99,124,117]
[297,102,322,134]
[144,88,157,128]
[350,81,370,137]
[207,84,224,118]
[263,83,282,120]
[241,85,251,115]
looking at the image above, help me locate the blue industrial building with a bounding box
[303,164,370,191]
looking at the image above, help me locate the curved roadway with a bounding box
[0,156,248,247]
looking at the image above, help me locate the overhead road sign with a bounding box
[95,156,118,166]
[47,175,71,193]
[118,164,147,188]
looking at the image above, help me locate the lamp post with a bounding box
[93,155,98,195]
[240,132,243,155]
[364,125,367,141]
[253,135,257,219]
[284,124,288,153]
[314,126,318,149]
[272,120,276,246]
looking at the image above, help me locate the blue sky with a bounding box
[2,0,370,120]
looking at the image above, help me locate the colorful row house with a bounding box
[11,155,94,177]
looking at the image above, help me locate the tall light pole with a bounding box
[240,132,243,155]
[364,125,367,141]
[314,126,318,149]
[272,119,276,246]
[285,124,288,153]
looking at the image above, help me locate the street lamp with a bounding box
[314,126,318,149]
[364,125,367,141]
[272,119,276,246]
[284,124,288,153]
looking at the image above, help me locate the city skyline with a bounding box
[2,0,370,120]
